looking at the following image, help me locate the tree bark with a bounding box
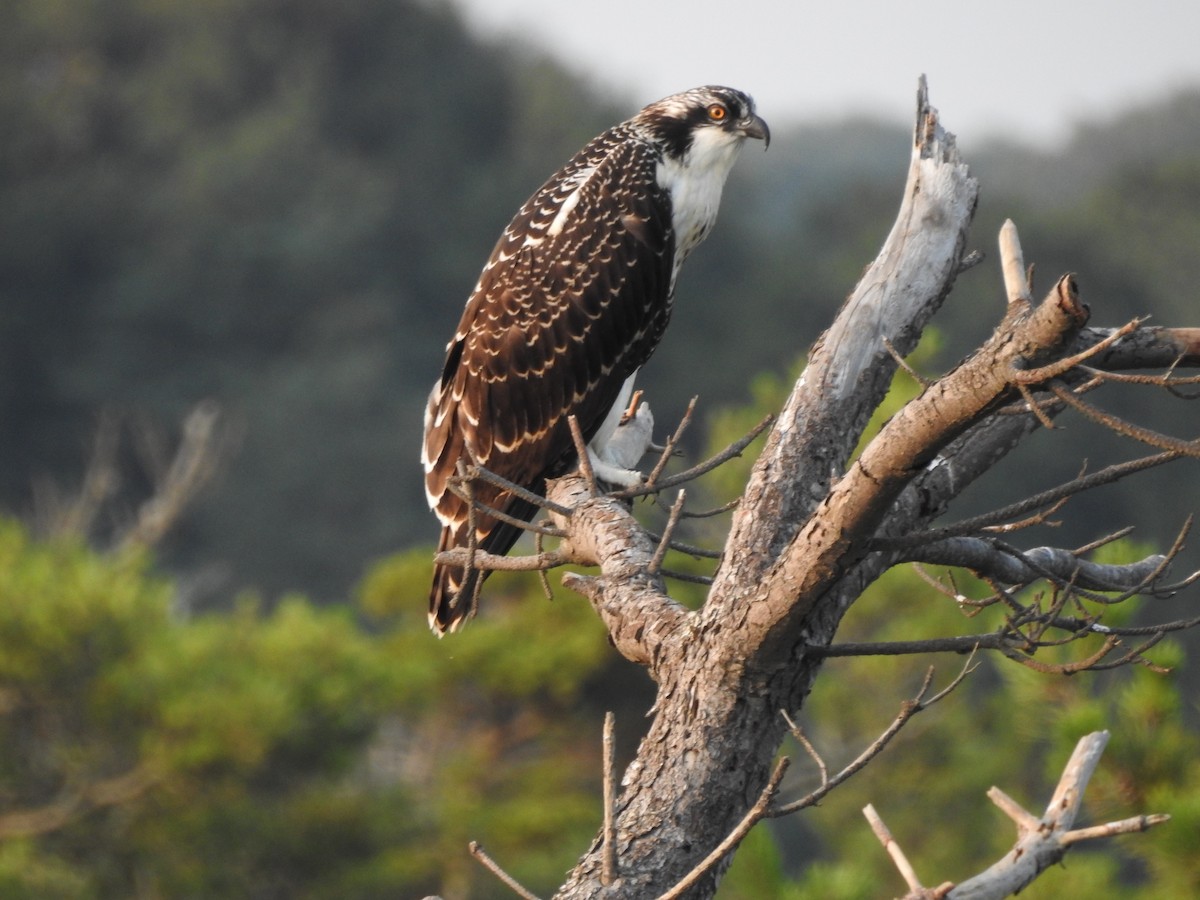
[551,80,991,900]
[538,80,1183,899]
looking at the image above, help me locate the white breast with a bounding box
[656,127,747,277]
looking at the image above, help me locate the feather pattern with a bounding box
[422,86,768,633]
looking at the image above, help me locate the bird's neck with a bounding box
[656,131,745,263]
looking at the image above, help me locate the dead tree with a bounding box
[437,80,1196,899]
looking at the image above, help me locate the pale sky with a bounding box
[451,0,1200,148]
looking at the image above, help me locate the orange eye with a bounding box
[707,103,728,121]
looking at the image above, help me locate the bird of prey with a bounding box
[422,85,769,634]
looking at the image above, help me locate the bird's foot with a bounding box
[587,452,646,489]
[587,401,655,488]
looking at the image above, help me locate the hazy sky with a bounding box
[451,0,1200,148]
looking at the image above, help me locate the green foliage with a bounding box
[360,550,615,895]
[0,522,619,897]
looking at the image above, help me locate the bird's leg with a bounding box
[619,389,644,425]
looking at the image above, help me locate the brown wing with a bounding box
[422,127,674,633]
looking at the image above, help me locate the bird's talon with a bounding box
[620,390,645,425]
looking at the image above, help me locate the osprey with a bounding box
[422,85,768,634]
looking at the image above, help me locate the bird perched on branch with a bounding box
[422,85,769,634]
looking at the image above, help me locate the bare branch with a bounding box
[459,464,574,518]
[446,479,568,537]
[648,491,687,574]
[1011,318,1143,385]
[658,568,714,586]
[568,415,599,495]
[602,712,618,886]
[1013,380,1059,430]
[45,410,121,539]
[870,450,1182,552]
[547,474,688,670]
[986,786,1041,833]
[780,710,828,790]
[118,402,225,551]
[433,545,571,572]
[1059,813,1172,846]
[864,804,943,897]
[1048,381,1200,458]
[942,732,1169,900]
[897,537,1171,596]
[613,413,773,500]
[644,397,697,488]
[1079,363,1200,390]
[854,733,1172,900]
[999,219,1031,305]
[681,498,740,519]
[772,657,975,816]
[883,336,933,388]
[469,842,543,900]
[1071,324,1200,371]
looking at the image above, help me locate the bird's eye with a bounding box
[707,103,728,122]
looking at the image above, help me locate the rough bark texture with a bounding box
[551,81,994,900]
[536,82,1182,899]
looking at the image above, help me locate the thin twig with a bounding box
[534,529,554,601]
[648,491,686,575]
[52,410,121,538]
[656,757,790,900]
[873,450,1182,551]
[987,786,1042,834]
[119,402,225,551]
[642,533,722,559]
[883,336,933,388]
[446,481,567,537]
[658,568,714,586]
[602,712,618,886]
[863,804,927,895]
[461,464,574,517]
[568,415,598,495]
[681,497,741,518]
[1059,814,1172,845]
[982,495,1068,533]
[1012,318,1143,385]
[614,414,773,500]
[469,842,543,900]
[459,459,479,578]
[772,657,975,817]
[780,710,828,790]
[1014,380,1059,430]
[1049,381,1200,458]
[1079,364,1200,389]
[645,397,697,488]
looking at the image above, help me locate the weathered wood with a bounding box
[550,79,987,900]
[520,80,1185,899]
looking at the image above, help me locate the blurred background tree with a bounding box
[3,0,1199,896]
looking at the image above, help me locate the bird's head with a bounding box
[634,86,770,165]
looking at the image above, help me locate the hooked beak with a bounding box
[739,113,770,149]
